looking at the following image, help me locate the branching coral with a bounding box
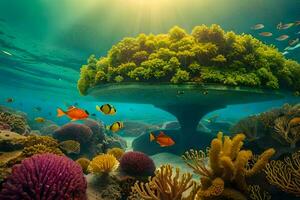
[248,185,271,200]
[264,151,300,197]
[274,116,300,148]
[131,164,197,200]
[182,132,275,200]
[107,147,125,160]
[88,154,119,174]
[0,112,28,134]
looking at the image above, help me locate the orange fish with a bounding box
[150,131,175,147]
[57,106,89,121]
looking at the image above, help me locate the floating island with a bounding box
[78,24,300,154]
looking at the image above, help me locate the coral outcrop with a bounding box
[0,153,87,200]
[120,151,156,177]
[182,133,275,200]
[264,151,300,197]
[0,130,26,151]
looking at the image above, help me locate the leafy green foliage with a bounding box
[77,24,300,95]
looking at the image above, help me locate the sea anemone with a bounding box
[88,154,119,174]
[107,147,125,160]
[120,151,155,177]
[76,157,91,174]
[0,153,87,200]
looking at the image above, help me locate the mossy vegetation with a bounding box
[78,24,300,95]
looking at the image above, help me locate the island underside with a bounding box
[88,83,285,155]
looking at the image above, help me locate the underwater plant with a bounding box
[76,157,91,174]
[264,151,300,197]
[182,132,275,200]
[88,153,119,175]
[107,147,125,160]
[78,24,300,95]
[131,164,198,200]
[120,151,156,177]
[0,153,87,200]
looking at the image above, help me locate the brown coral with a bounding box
[76,157,91,174]
[264,151,300,197]
[107,147,125,160]
[274,116,300,148]
[22,135,59,148]
[230,115,261,141]
[248,185,271,200]
[59,140,81,154]
[182,132,275,200]
[22,144,63,157]
[131,164,197,200]
[0,112,28,134]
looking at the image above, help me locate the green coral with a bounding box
[0,112,28,134]
[78,24,300,95]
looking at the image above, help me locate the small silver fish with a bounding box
[251,24,264,30]
[276,35,289,41]
[259,32,273,37]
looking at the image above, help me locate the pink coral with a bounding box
[0,153,87,200]
[120,151,156,177]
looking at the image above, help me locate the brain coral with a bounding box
[76,157,91,174]
[54,123,93,145]
[0,112,28,134]
[83,118,105,142]
[0,153,87,200]
[120,151,156,177]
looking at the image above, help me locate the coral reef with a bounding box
[0,153,87,200]
[88,154,119,175]
[76,157,91,174]
[107,147,125,160]
[77,25,300,95]
[264,151,300,197]
[120,151,156,177]
[22,135,59,148]
[182,133,275,200]
[0,112,29,134]
[131,164,198,200]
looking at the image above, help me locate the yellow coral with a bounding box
[22,144,63,157]
[107,147,124,160]
[132,164,197,200]
[88,154,119,174]
[182,133,275,200]
[76,157,90,174]
[264,151,300,197]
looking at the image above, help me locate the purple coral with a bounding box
[83,119,105,142]
[0,153,87,200]
[53,123,93,145]
[120,151,156,177]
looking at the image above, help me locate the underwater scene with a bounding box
[0,0,300,199]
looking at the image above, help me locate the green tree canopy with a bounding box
[78,24,300,95]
